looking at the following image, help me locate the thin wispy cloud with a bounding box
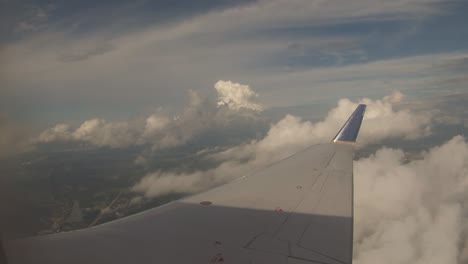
[1,0,467,120]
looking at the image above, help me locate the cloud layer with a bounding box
[211,90,431,165]
[132,90,432,197]
[38,119,140,148]
[37,80,264,150]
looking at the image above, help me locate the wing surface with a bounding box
[5,104,366,264]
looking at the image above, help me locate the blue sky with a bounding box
[1,0,468,125]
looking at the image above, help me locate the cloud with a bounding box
[36,80,263,150]
[39,119,140,148]
[215,80,263,112]
[383,90,405,103]
[58,42,115,62]
[168,0,450,38]
[72,119,140,148]
[435,56,468,72]
[131,161,250,197]
[38,123,72,142]
[132,170,208,196]
[353,135,468,264]
[39,88,422,159]
[213,91,431,164]
[132,91,433,197]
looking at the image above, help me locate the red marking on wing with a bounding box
[209,253,225,263]
[275,207,283,212]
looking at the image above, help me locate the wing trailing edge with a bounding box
[332,104,366,144]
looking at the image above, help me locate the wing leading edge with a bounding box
[5,104,366,264]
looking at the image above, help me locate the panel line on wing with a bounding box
[271,171,324,237]
[244,233,346,264]
[293,244,347,264]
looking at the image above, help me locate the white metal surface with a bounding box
[6,143,355,264]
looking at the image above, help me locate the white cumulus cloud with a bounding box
[215,80,263,112]
[132,161,250,197]
[39,119,140,148]
[38,123,72,142]
[213,91,432,165]
[72,119,140,148]
[354,135,468,264]
[36,81,263,151]
[383,90,405,103]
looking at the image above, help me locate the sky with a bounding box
[1,0,468,263]
[1,0,468,124]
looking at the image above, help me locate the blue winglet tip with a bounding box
[332,104,366,144]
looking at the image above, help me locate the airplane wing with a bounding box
[4,104,366,264]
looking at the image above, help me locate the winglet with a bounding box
[332,104,366,144]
